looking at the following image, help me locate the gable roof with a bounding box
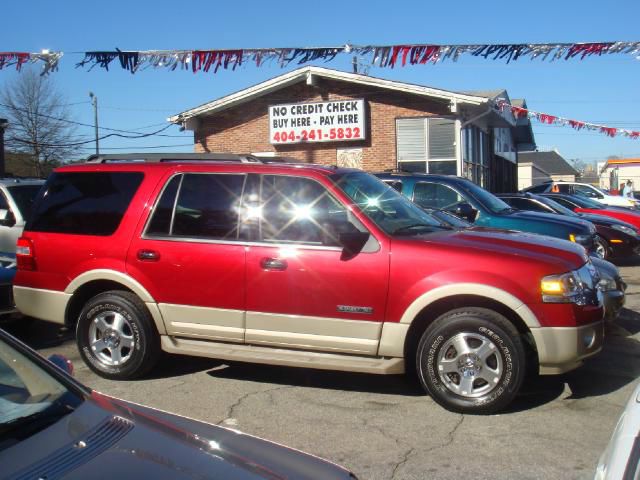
[168,66,495,124]
[519,150,578,176]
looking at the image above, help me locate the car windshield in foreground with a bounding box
[456,179,512,214]
[0,337,79,449]
[330,172,446,235]
[6,185,43,221]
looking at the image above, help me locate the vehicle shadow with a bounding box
[1,318,74,349]
[206,361,425,397]
[506,315,640,412]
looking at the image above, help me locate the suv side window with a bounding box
[574,184,603,199]
[557,184,572,194]
[413,182,464,210]
[259,175,355,246]
[28,172,144,236]
[148,173,246,240]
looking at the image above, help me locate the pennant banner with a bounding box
[498,100,640,140]
[0,51,62,74]
[70,41,640,73]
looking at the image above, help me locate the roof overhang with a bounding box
[168,66,496,128]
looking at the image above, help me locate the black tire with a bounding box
[594,236,609,259]
[76,290,160,380]
[416,307,526,414]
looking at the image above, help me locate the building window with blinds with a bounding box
[396,118,456,175]
[462,126,490,187]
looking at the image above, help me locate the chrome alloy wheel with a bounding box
[88,311,135,367]
[437,332,503,398]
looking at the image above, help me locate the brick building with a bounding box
[170,66,529,192]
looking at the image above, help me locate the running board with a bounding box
[160,336,405,375]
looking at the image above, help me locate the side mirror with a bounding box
[454,203,477,222]
[0,209,16,227]
[48,354,74,376]
[339,231,370,260]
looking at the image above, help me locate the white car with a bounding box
[523,181,638,209]
[594,382,640,479]
[0,178,45,255]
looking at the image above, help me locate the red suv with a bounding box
[13,154,604,414]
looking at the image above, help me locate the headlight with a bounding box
[541,262,600,305]
[611,223,638,236]
[569,233,592,246]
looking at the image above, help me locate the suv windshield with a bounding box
[7,185,43,222]
[456,179,512,214]
[330,172,445,235]
[0,336,80,450]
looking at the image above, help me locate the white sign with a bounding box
[269,99,366,145]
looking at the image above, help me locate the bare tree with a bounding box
[1,69,78,177]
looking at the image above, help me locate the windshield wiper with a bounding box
[392,223,447,235]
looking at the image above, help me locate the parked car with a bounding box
[0,178,45,255]
[419,206,625,322]
[0,328,357,479]
[594,381,640,479]
[497,192,640,260]
[522,180,638,209]
[13,154,604,414]
[542,193,640,232]
[374,172,598,253]
[0,259,17,323]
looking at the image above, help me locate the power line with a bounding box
[76,143,194,150]
[0,102,189,137]
[8,123,174,148]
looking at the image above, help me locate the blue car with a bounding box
[375,172,598,253]
[0,256,17,321]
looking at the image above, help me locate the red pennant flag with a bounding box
[538,114,557,125]
[600,127,617,137]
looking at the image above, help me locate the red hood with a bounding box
[402,228,587,270]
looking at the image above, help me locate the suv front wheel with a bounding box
[416,307,526,414]
[76,290,160,380]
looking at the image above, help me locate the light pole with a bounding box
[89,92,99,155]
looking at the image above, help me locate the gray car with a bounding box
[0,329,357,479]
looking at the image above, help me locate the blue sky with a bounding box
[2,0,639,165]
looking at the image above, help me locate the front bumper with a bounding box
[532,320,605,375]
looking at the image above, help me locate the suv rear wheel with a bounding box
[416,307,526,414]
[76,290,160,380]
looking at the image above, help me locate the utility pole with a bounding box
[0,118,7,177]
[89,92,99,154]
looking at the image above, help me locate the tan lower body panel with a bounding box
[161,335,405,374]
[532,321,604,375]
[159,303,244,343]
[245,311,382,355]
[13,286,70,325]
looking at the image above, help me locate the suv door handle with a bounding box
[260,257,287,271]
[137,249,160,261]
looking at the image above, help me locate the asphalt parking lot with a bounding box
[5,260,640,480]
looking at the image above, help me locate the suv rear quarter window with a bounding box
[27,172,144,236]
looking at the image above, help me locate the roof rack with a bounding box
[84,153,265,164]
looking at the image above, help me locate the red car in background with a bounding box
[543,193,640,231]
